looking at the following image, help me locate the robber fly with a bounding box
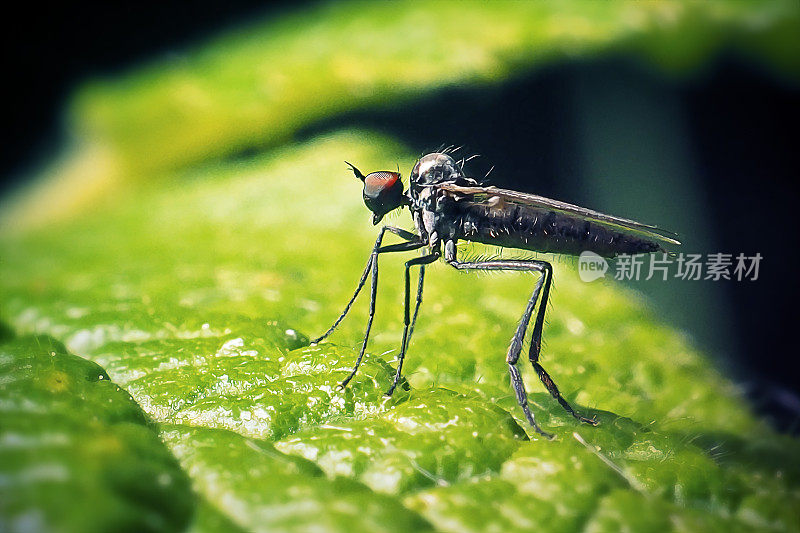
[313,151,680,438]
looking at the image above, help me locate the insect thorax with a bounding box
[407,153,470,248]
[410,153,465,187]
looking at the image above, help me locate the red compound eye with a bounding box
[363,172,400,198]
[345,161,406,224]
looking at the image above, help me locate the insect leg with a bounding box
[527,264,598,425]
[447,255,589,436]
[339,237,424,389]
[313,226,419,344]
[385,253,439,397]
[509,358,553,439]
[407,263,425,350]
[507,271,553,438]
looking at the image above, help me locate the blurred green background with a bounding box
[2,1,799,532]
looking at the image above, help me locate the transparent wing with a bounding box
[438,183,681,246]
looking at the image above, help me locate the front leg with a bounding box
[339,237,424,389]
[313,226,419,344]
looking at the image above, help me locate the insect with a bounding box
[313,151,680,437]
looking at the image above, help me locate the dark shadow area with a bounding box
[683,430,800,486]
[299,62,582,201]
[0,320,14,344]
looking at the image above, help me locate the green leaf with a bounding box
[275,389,527,494]
[161,424,432,532]
[3,131,799,532]
[0,335,194,533]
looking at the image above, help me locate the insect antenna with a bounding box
[440,144,464,156]
[482,165,495,183]
[344,161,366,181]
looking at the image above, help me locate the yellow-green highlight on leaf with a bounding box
[2,131,800,532]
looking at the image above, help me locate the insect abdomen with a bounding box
[455,203,662,258]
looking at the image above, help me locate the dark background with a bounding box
[4,2,799,431]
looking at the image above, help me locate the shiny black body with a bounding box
[451,202,661,257]
[406,152,674,259]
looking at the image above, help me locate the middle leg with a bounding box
[385,253,439,397]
